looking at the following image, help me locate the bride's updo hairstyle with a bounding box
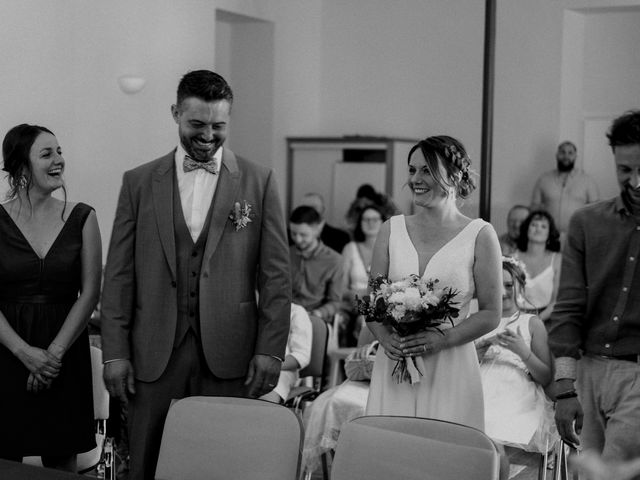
[2,123,54,200]
[407,135,477,199]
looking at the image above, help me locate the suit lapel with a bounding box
[152,153,177,281]
[203,148,241,268]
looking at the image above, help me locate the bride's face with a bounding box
[407,150,450,208]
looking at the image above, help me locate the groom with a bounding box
[100,70,291,480]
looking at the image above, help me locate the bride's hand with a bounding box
[377,330,404,361]
[400,330,447,357]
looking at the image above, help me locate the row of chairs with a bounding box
[155,395,502,480]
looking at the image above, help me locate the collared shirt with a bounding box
[290,241,345,321]
[531,169,599,233]
[548,195,640,379]
[174,144,222,241]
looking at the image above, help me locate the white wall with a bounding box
[317,0,485,218]
[0,0,323,259]
[492,0,640,234]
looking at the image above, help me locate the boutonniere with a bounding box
[229,200,253,231]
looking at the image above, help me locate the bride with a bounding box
[365,135,502,430]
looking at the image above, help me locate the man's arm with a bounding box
[100,172,137,402]
[530,176,545,211]
[246,170,291,398]
[586,175,600,204]
[547,212,587,446]
[312,259,346,321]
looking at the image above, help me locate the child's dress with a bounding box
[479,312,558,452]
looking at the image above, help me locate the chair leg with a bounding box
[321,452,330,480]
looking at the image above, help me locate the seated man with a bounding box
[298,192,351,253]
[498,204,530,255]
[289,206,346,324]
[260,303,312,404]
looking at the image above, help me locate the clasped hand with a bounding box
[495,327,529,359]
[379,329,445,361]
[19,346,62,393]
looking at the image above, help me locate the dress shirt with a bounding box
[531,169,599,233]
[174,144,222,242]
[548,195,640,379]
[290,241,345,321]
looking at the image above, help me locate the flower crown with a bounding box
[502,255,528,278]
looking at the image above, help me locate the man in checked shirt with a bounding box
[548,110,640,465]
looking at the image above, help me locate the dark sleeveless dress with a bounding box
[0,202,95,457]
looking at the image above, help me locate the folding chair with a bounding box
[331,415,501,480]
[154,396,303,480]
[285,315,329,414]
[24,345,114,479]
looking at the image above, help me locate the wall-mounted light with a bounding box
[117,75,146,94]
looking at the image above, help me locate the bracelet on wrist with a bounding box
[555,390,578,400]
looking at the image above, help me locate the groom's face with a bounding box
[172,97,231,162]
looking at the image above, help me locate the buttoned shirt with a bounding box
[174,144,222,241]
[531,169,599,233]
[290,241,345,321]
[548,195,640,379]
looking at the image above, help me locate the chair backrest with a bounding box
[154,396,303,480]
[89,345,109,420]
[331,415,501,480]
[299,315,329,380]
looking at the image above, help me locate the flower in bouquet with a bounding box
[356,274,460,384]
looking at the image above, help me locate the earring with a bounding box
[17,174,28,189]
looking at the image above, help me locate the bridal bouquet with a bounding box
[357,274,460,384]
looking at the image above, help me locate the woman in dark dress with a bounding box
[0,124,101,472]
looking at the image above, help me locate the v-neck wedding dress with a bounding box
[366,215,488,430]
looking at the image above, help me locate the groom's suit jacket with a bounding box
[100,148,291,382]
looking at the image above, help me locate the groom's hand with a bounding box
[245,354,281,398]
[104,359,136,404]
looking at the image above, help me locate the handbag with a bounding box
[344,341,379,381]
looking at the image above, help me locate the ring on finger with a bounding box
[423,344,427,353]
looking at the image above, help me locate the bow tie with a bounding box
[183,156,219,175]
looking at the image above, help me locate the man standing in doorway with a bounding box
[548,110,640,464]
[531,141,599,238]
[100,70,291,479]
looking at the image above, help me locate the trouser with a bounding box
[577,354,640,462]
[127,330,246,480]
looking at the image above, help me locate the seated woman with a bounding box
[302,326,376,474]
[512,210,562,323]
[340,205,388,346]
[476,257,558,454]
[260,303,312,404]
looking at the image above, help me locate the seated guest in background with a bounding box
[341,204,388,346]
[261,303,312,404]
[290,206,346,324]
[302,326,377,475]
[513,210,562,323]
[0,124,102,471]
[344,183,398,234]
[530,141,599,240]
[498,204,530,255]
[298,192,350,253]
[476,257,557,455]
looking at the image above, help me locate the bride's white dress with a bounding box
[366,215,489,430]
